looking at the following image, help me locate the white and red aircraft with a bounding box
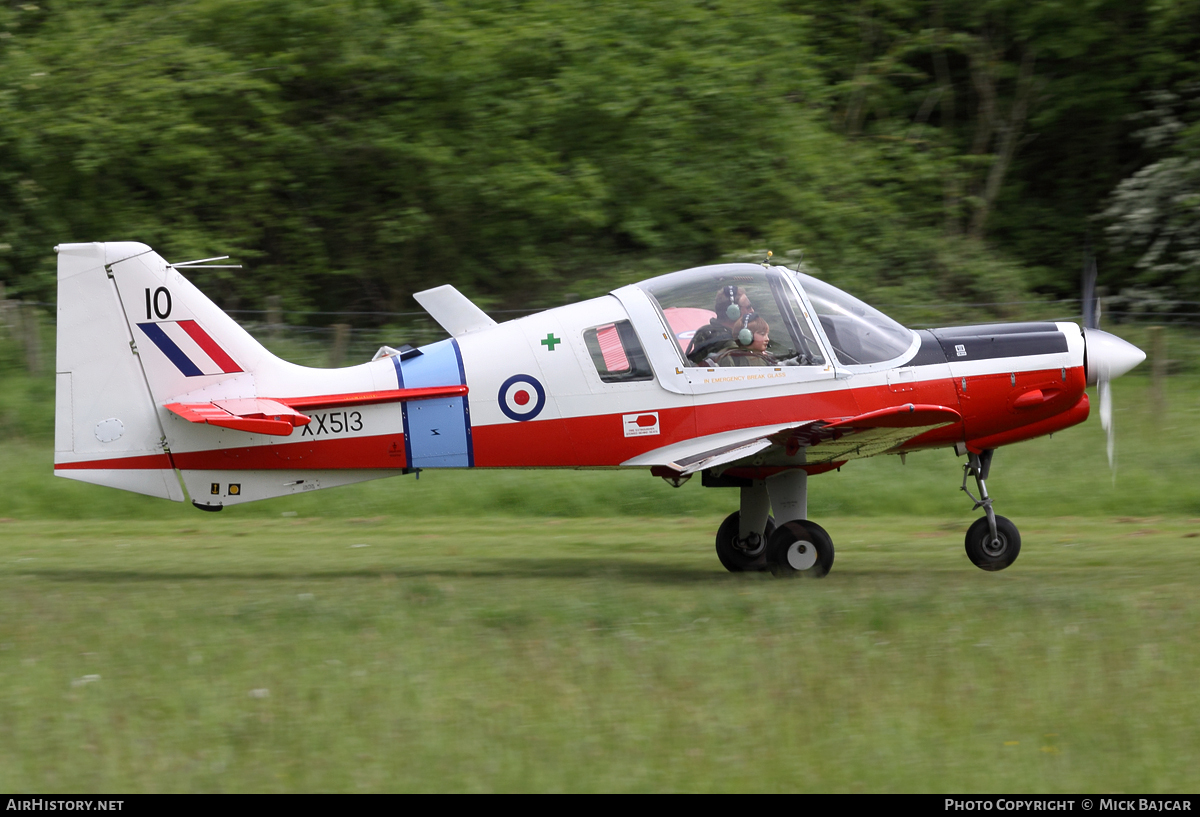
[52,242,1145,576]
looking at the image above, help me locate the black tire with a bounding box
[715,511,775,572]
[766,520,834,578]
[964,515,1021,571]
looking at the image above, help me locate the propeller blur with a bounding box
[1081,253,1146,469]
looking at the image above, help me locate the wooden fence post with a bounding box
[21,301,41,374]
[1149,325,1166,426]
[266,295,282,343]
[330,324,351,368]
[0,282,14,338]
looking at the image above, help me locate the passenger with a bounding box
[710,315,779,367]
[686,285,755,365]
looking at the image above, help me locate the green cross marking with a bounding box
[541,333,561,351]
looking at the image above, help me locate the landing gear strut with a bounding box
[961,449,1021,571]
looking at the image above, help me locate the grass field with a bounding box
[1,515,1199,792]
[1,330,1198,791]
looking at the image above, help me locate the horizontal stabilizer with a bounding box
[165,385,471,437]
[165,398,311,437]
[282,385,467,410]
[413,285,497,337]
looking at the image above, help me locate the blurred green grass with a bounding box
[1,516,1198,792]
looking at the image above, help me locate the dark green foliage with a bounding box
[789,0,1200,299]
[1101,90,1200,301]
[0,0,1196,316]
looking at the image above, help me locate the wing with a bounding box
[624,403,962,476]
[164,385,468,437]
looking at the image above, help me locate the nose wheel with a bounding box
[965,515,1021,571]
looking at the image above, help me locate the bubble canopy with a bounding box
[635,264,916,368]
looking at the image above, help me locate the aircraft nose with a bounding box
[1085,328,1146,386]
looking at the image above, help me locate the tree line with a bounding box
[2,0,1198,323]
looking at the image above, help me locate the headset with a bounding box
[724,285,742,321]
[738,312,755,346]
[724,286,754,346]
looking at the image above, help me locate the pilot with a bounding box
[686,285,755,365]
[710,315,778,367]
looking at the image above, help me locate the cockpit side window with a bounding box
[583,320,654,383]
[640,268,824,368]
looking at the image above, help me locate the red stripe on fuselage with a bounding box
[55,437,409,472]
[55,453,175,470]
[170,433,409,470]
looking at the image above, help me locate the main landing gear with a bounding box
[714,471,835,578]
[708,451,1020,577]
[961,449,1021,571]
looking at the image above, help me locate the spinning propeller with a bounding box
[1081,253,1146,469]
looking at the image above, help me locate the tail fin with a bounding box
[54,242,409,509]
[54,242,273,499]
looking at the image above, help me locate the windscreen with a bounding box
[795,272,915,365]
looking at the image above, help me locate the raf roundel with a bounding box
[498,374,546,422]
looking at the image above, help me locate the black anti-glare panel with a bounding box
[930,327,1068,362]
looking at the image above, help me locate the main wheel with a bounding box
[964,515,1021,571]
[715,511,775,572]
[766,520,834,578]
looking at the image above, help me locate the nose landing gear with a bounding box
[961,449,1021,571]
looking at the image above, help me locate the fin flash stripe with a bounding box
[137,321,243,377]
